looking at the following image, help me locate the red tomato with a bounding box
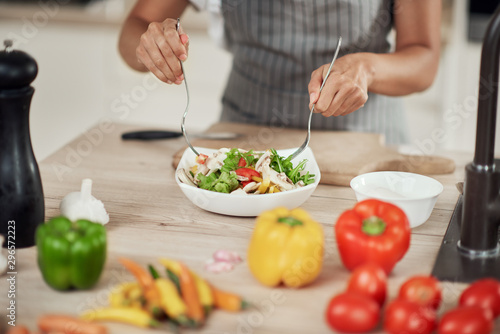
[196,154,208,164]
[238,157,247,167]
[398,275,442,310]
[384,299,436,334]
[347,263,387,306]
[438,305,493,334]
[459,278,500,318]
[235,168,260,180]
[325,292,380,333]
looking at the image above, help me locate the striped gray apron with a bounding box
[219,0,408,145]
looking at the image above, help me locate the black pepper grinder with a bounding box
[0,40,44,248]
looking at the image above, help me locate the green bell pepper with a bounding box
[36,216,107,290]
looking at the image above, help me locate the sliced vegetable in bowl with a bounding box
[177,147,316,195]
[175,147,321,217]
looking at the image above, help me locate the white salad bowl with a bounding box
[350,171,443,228]
[175,146,321,217]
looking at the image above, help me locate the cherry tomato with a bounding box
[384,299,436,334]
[347,262,387,306]
[459,278,500,318]
[438,305,493,334]
[325,292,380,333]
[398,275,441,310]
[238,157,247,167]
[196,154,208,164]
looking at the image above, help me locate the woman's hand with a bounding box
[135,18,189,84]
[308,53,374,117]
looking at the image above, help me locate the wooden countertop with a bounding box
[0,123,485,333]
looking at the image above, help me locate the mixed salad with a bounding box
[176,148,316,194]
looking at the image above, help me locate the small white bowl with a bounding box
[175,146,321,217]
[350,171,443,228]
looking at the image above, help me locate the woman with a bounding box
[118,0,441,144]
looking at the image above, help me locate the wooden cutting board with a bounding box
[172,122,455,186]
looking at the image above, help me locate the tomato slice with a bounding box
[238,157,247,167]
[196,154,208,164]
[398,275,441,310]
[235,168,261,180]
[241,181,252,187]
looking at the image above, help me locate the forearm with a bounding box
[364,0,442,96]
[119,16,150,72]
[361,45,440,96]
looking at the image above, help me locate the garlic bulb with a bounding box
[60,179,109,225]
[0,235,7,276]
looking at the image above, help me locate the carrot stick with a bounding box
[212,286,249,312]
[178,262,205,324]
[118,257,161,316]
[6,326,30,334]
[118,258,155,289]
[37,314,108,334]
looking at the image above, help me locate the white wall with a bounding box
[437,0,484,154]
[424,0,500,156]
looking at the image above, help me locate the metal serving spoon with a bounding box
[177,18,199,156]
[288,36,342,161]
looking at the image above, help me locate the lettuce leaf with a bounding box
[197,171,239,193]
[220,148,258,173]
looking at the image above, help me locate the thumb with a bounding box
[178,25,189,56]
[308,69,322,109]
[177,24,189,45]
[180,33,189,45]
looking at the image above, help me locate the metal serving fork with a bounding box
[288,36,342,161]
[177,18,199,156]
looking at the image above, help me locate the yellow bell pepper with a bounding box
[258,178,270,193]
[252,176,263,183]
[247,207,324,288]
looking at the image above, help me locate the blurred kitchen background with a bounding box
[0,0,498,161]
